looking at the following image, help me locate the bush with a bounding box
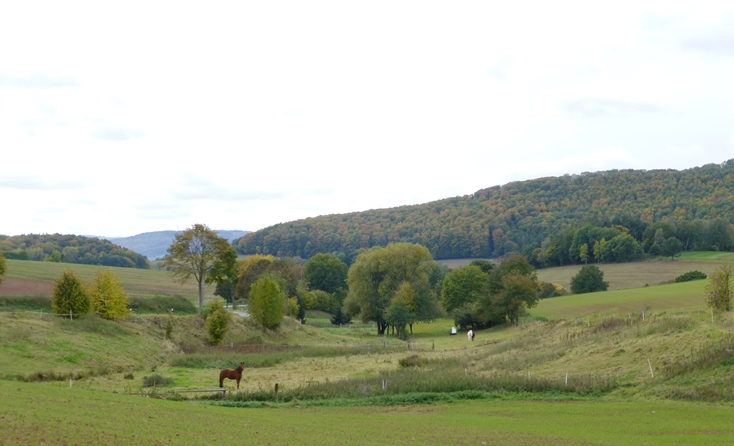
[675,270,707,283]
[206,302,231,345]
[142,374,174,387]
[570,265,609,294]
[398,355,427,367]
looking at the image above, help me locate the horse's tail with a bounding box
[219,372,224,388]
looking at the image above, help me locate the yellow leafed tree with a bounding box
[88,269,130,321]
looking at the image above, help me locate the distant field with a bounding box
[438,252,734,291]
[0,259,211,299]
[531,280,708,320]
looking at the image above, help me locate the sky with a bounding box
[2,1,734,237]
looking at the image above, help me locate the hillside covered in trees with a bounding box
[235,161,734,264]
[0,234,150,268]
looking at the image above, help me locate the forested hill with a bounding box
[235,161,734,262]
[0,234,150,268]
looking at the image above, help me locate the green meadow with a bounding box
[3,380,734,445]
[2,255,734,444]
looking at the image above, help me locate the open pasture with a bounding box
[3,380,734,445]
[532,280,708,320]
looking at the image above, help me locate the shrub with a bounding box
[570,265,609,294]
[142,374,174,387]
[398,355,427,367]
[249,275,286,330]
[206,303,231,345]
[675,270,707,283]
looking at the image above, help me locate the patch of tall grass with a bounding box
[21,364,129,382]
[662,334,734,377]
[0,295,51,310]
[129,294,197,314]
[59,315,131,336]
[207,358,616,405]
[170,344,408,369]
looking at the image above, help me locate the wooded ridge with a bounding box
[0,233,150,268]
[235,160,734,262]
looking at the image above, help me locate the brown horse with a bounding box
[219,362,245,389]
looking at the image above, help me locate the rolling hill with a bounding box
[235,161,734,261]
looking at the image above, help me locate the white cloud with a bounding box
[1,1,733,236]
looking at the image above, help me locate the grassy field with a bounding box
[4,253,734,443]
[3,380,734,445]
[531,280,708,320]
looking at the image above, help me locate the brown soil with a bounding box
[0,277,53,296]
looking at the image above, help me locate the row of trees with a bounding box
[0,234,149,268]
[532,218,733,268]
[235,161,734,262]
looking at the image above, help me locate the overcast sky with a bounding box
[2,1,733,237]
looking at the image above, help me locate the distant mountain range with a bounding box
[105,230,250,260]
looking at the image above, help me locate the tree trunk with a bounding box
[198,278,205,314]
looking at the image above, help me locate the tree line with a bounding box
[235,161,734,262]
[0,234,150,269]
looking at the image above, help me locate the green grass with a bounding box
[532,280,708,320]
[3,380,734,445]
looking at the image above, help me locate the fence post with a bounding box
[70,309,73,320]
[432,340,435,350]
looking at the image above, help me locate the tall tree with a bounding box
[347,242,438,335]
[87,269,130,320]
[52,270,90,316]
[706,264,733,313]
[579,243,589,264]
[0,251,6,285]
[163,224,237,314]
[304,253,348,294]
[480,253,539,325]
[440,265,487,313]
[660,237,684,260]
[384,283,415,340]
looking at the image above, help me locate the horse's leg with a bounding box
[236,377,240,389]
